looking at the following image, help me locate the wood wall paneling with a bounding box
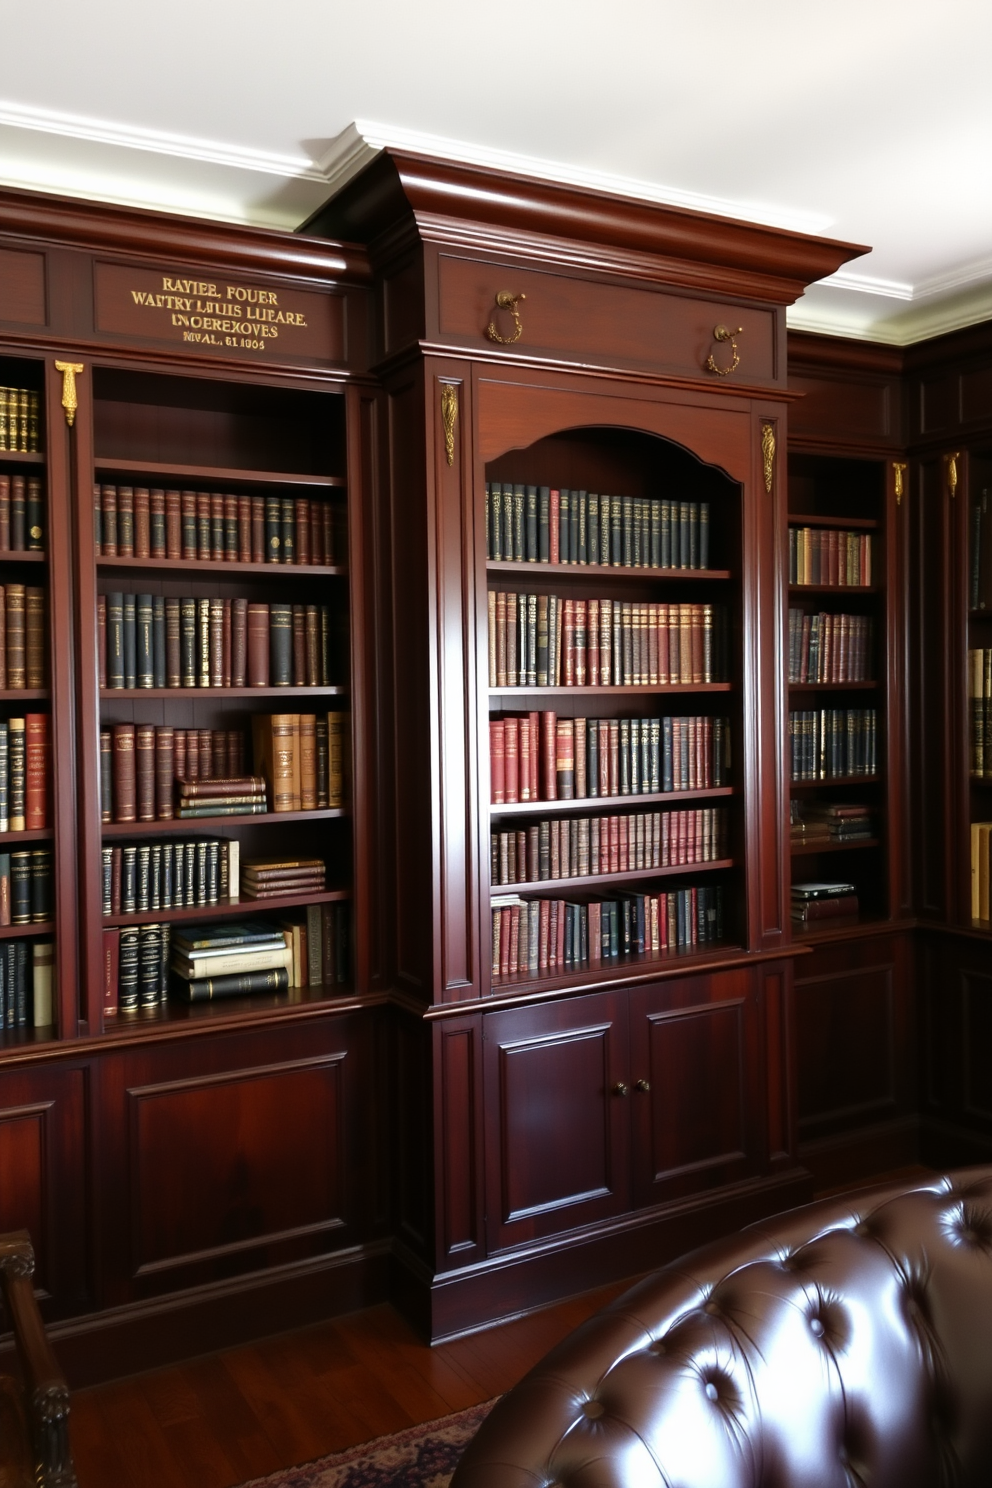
[0,248,46,328]
[434,1014,484,1267]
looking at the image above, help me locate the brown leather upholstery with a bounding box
[452,1169,992,1488]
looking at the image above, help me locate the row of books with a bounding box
[0,849,52,925]
[787,610,874,684]
[491,807,729,885]
[971,823,992,922]
[0,388,40,454]
[969,649,992,777]
[94,486,343,566]
[970,491,992,611]
[789,709,879,781]
[0,585,46,688]
[791,881,859,924]
[98,594,334,690]
[0,716,49,831]
[485,484,713,570]
[0,476,45,549]
[99,713,347,823]
[491,884,725,979]
[488,594,726,688]
[490,713,731,805]
[0,942,53,1030]
[102,838,240,915]
[790,802,875,847]
[788,527,873,587]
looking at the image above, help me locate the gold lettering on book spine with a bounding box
[440,384,458,467]
[761,422,775,495]
[54,360,84,427]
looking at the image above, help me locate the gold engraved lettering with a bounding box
[122,271,307,351]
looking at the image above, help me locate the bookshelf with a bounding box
[964,455,992,931]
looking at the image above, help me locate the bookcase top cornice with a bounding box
[302,149,866,306]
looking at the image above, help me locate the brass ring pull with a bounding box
[486,291,526,345]
[705,325,743,377]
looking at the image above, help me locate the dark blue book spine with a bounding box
[152,596,166,688]
[123,594,136,689]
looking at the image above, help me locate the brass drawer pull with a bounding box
[705,325,743,377]
[486,292,526,346]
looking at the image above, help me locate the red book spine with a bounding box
[199,729,213,779]
[197,492,211,561]
[489,719,505,804]
[112,724,136,822]
[556,719,574,800]
[165,490,182,558]
[310,502,323,565]
[150,488,166,557]
[231,598,247,687]
[181,490,196,559]
[538,898,550,971]
[609,816,619,873]
[251,498,265,564]
[541,710,557,800]
[549,491,560,564]
[25,713,48,829]
[563,599,575,685]
[295,499,310,565]
[102,486,118,558]
[504,717,519,804]
[238,496,252,563]
[134,487,151,558]
[155,726,174,819]
[212,730,227,779]
[136,723,155,822]
[222,598,232,687]
[110,847,122,916]
[117,486,134,558]
[97,595,106,688]
[103,928,120,1017]
[528,712,539,801]
[247,603,270,687]
[548,900,558,968]
[555,898,565,967]
[183,729,197,780]
[588,902,601,966]
[323,505,335,565]
[588,598,600,686]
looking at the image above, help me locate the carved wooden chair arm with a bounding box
[0,1232,77,1488]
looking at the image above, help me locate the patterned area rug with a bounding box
[237,1400,498,1488]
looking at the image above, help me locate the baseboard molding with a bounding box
[0,1241,390,1389]
[799,1117,922,1192]
[396,1168,813,1344]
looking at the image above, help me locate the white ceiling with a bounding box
[2,0,991,345]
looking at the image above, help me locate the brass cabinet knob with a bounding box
[634,1079,651,1094]
[612,1081,629,1097]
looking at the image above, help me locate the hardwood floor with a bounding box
[70,1280,633,1488]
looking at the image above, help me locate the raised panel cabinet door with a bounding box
[483,991,629,1252]
[629,970,757,1208]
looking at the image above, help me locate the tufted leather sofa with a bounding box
[451,1170,992,1488]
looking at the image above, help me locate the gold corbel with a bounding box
[485,292,526,346]
[761,422,775,495]
[705,325,743,377]
[440,384,458,467]
[946,450,961,498]
[892,461,907,506]
[54,361,84,427]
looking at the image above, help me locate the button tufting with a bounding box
[705,1382,719,1402]
[582,1401,604,1420]
[809,1316,824,1337]
[704,1300,720,1315]
[647,1340,665,1356]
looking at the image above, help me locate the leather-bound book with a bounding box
[165,490,181,558]
[117,486,134,558]
[110,846,122,915]
[211,493,225,561]
[152,596,166,688]
[265,496,280,562]
[0,475,10,550]
[30,847,51,923]
[26,478,43,551]
[10,851,31,925]
[198,728,213,778]
[238,496,251,562]
[25,714,48,830]
[299,714,317,810]
[92,481,102,556]
[11,476,26,551]
[489,719,505,804]
[269,604,292,686]
[327,711,346,806]
[295,498,310,565]
[251,497,265,562]
[229,729,245,776]
[96,595,106,687]
[292,605,306,685]
[136,724,156,822]
[320,605,331,685]
[541,710,557,800]
[5,585,25,689]
[0,725,7,833]
[310,501,322,565]
[222,598,232,687]
[305,605,319,686]
[209,598,224,687]
[197,492,211,560]
[102,927,120,1017]
[0,853,8,924]
[231,598,247,686]
[173,728,187,781]
[120,846,137,914]
[150,489,166,557]
[247,603,270,687]
[99,728,112,821]
[7,718,24,831]
[180,597,196,686]
[198,597,211,687]
[155,725,174,819]
[122,594,136,688]
[117,927,139,1012]
[252,713,299,811]
[323,504,335,566]
[281,498,295,565]
[0,587,7,689]
[136,593,154,688]
[181,728,197,779]
[181,491,197,559]
[315,715,328,806]
[224,496,238,561]
[130,488,149,558]
[112,724,136,822]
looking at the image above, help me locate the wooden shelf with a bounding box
[491,940,743,995]
[788,584,877,596]
[104,887,350,929]
[790,775,881,790]
[0,921,53,940]
[0,690,47,702]
[491,785,737,817]
[792,914,896,944]
[0,828,53,845]
[100,686,347,700]
[92,458,345,490]
[97,556,346,579]
[102,982,359,1033]
[102,807,349,837]
[788,513,879,530]
[788,680,877,692]
[486,560,732,581]
[492,857,734,897]
[0,551,45,564]
[791,837,880,856]
[489,683,731,697]
[0,451,44,467]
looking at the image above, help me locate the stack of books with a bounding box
[791,881,859,924]
[241,858,325,900]
[170,922,292,1002]
[800,802,874,844]
[176,775,267,819]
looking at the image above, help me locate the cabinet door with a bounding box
[483,992,629,1252]
[629,969,759,1208]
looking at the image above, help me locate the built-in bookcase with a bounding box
[77,367,356,1029]
[786,452,894,933]
[964,452,992,930]
[483,426,745,992]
